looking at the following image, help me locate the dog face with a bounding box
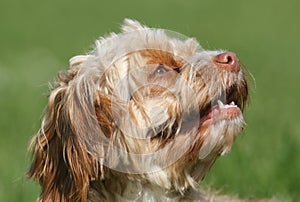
[28,19,248,201]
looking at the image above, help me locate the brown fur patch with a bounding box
[141,49,183,69]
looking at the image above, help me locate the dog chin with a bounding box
[198,111,245,159]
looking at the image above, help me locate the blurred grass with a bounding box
[0,0,299,201]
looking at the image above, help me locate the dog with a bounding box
[28,19,252,201]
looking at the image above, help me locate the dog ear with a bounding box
[121,18,148,33]
[28,60,106,201]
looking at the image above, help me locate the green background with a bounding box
[0,0,299,201]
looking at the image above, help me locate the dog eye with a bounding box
[155,65,168,74]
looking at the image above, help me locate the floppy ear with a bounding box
[28,58,107,202]
[121,18,148,33]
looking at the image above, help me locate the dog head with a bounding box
[28,19,248,201]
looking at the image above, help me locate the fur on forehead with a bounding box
[83,19,201,69]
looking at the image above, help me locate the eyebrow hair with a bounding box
[141,49,183,69]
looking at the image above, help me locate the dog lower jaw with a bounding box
[198,113,245,160]
[171,102,244,182]
[177,110,244,186]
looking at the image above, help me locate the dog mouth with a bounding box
[199,100,241,125]
[181,85,247,130]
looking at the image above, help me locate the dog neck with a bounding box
[87,177,208,201]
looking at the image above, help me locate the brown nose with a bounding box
[214,52,240,73]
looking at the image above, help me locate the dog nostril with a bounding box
[215,52,236,65]
[214,52,240,73]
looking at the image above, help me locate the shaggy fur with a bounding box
[28,19,271,201]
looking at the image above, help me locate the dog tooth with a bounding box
[217,100,224,108]
[230,101,235,105]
